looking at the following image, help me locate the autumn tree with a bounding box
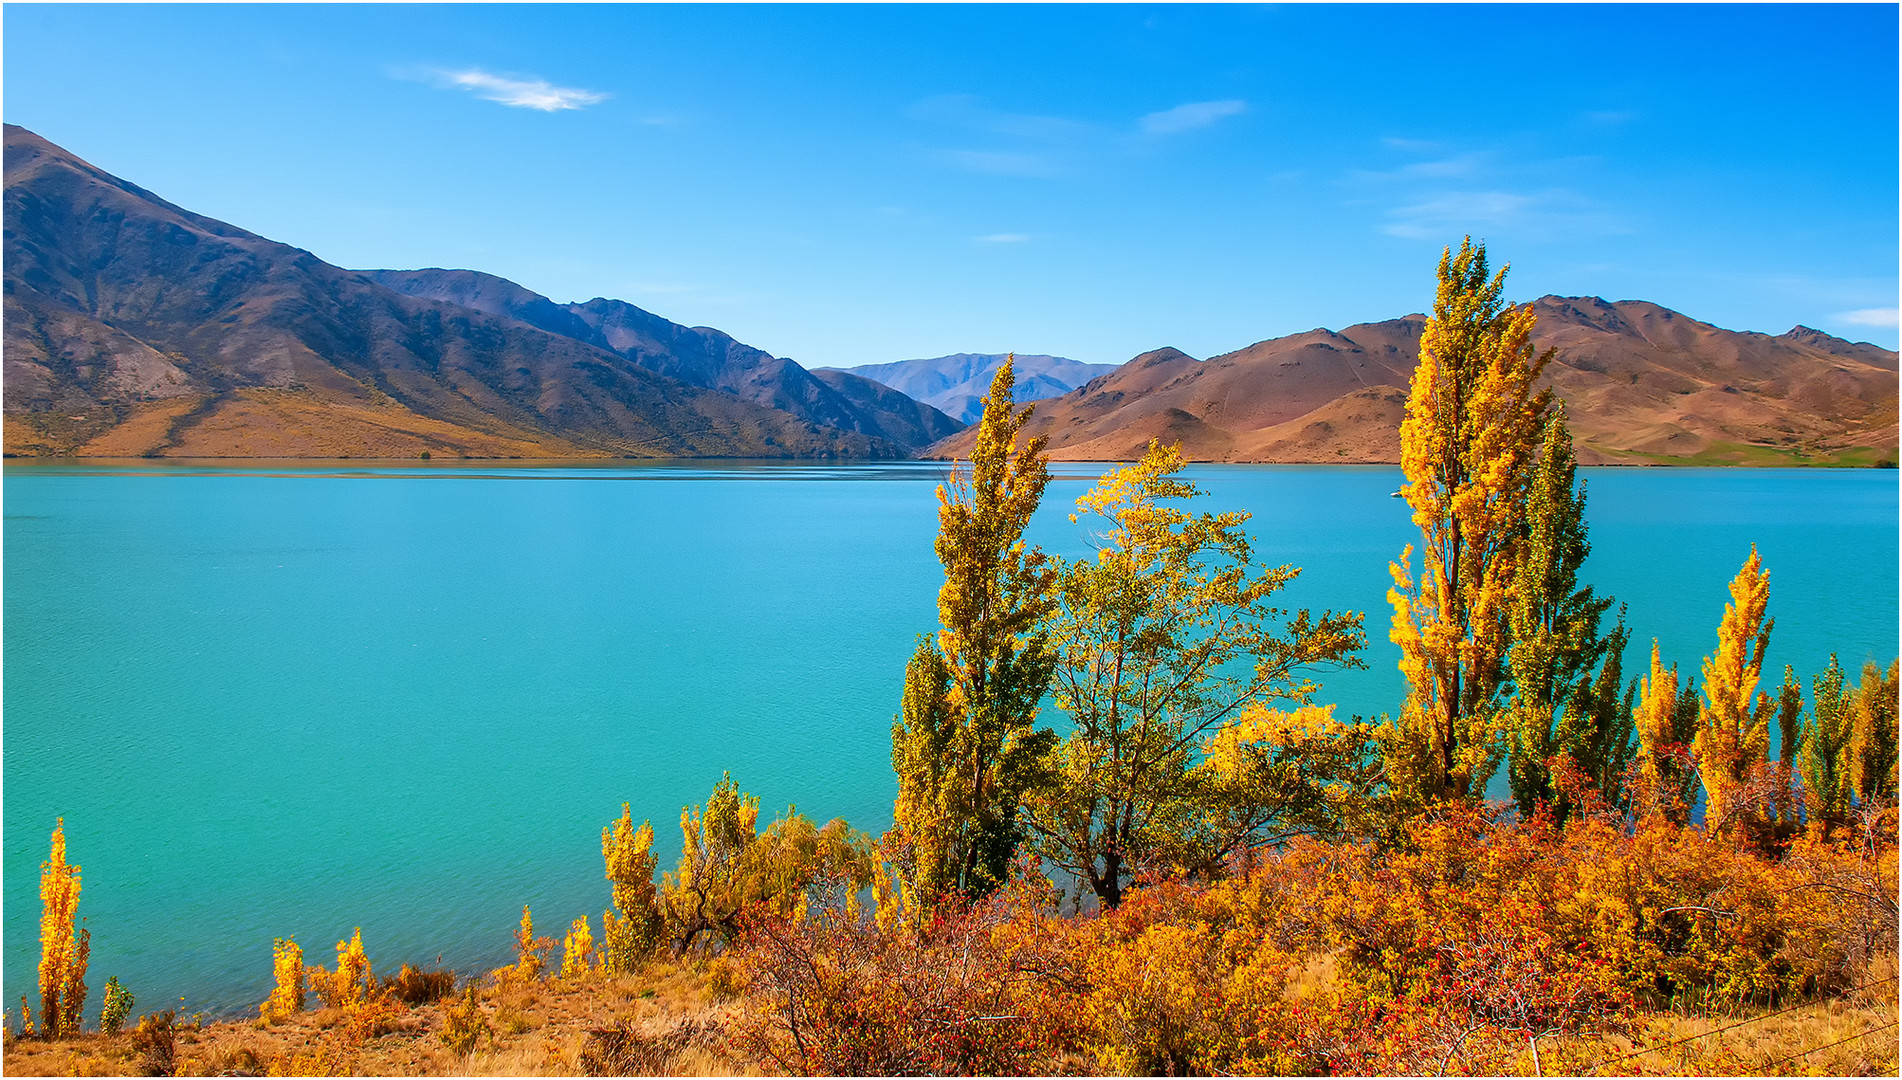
[1631,641,1703,825]
[1772,665,1804,827]
[1386,238,1554,805]
[1851,659,1899,807]
[1023,441,1366,907]
[1800,654,1857,835]
[37,819,89,1038]
[662,773,874,954]
[890,355,1059,905]
[601,803,663,972]
[1692,546,1775,833]
[1502,406,1632,819]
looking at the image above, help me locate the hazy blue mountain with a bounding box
[820,352,1120,423]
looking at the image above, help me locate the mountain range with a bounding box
[3,125,959,459]
[924,301,1898,467]
[5,124,1893,466]
[818,353,1119,424]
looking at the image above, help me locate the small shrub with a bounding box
[308,928,373,1010]
[100,977,134,1036]
[338,995,405,1045]
[560,916,596,979]
[438,984,490,1056]
[494,906,554,985]
[382,962,455,1005]
[129,1010,177,1077]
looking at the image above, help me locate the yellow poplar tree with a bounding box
[1692,546,1774,832]
[1386,238,1553,804]
[1631,641,1701,824]
[1850,659,1899,806]
[38,819,89,1038]
[890,355,1059,904]
[260,938,305,1023]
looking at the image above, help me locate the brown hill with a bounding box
[365,270,962,450]
[926,300,1899,466]
[2,126,913,459]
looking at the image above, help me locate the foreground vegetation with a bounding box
[10,240,1897,1076]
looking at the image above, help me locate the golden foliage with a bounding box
[1694,546,1775,832]
[259,938,304,1024]
[1028,441,1368,906]
[891,354,1060,905]
[438,984,491,1056]
[560,916,597,980]
[308,928,375,1011]
[493,907,553,985]
[661,773,875,955]
[601,804,663,973]
[1388,238,1554,805]
[38,819,88,1038]
[1633,640,1702,824]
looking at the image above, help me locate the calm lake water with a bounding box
[4,461,1897,1017]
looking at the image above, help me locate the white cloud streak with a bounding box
[976,233,1030,245]
[1139,99,1246,136]
[1836,307,1901,328]
[420,67,609,111]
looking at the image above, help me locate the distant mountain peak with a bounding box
[824,352,1119,424]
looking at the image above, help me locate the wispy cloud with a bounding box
[913,94,1245,179]
[1353,139,1627,242]
[1381,188,1625,241]
[975,233,1031,245]
[407,66,609,111]
[1351,152,1488,182]
[912,95,1090,141]
[1836,307,1900,328]
[1139,99,1246,136]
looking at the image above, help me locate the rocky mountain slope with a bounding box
[925,301,1899,466]
[364,270,962,451]
[821,353,1119,424]
[2,126,950,458]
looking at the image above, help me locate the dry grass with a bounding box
[1549,953,1900,1077]
[4,952,1891,1076]
[0,961,746,1078]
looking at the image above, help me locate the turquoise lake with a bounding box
[4,461,1897,1017]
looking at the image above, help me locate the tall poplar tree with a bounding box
[1632,641,1702,824]
[1503,406,1630,818]
[1851,659,1899,807]
[1799,654,1856,835]
[890,356,1059,905]
[1692,546,1774,832]
[1386,238,1554,804]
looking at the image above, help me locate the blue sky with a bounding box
[6,4,1896,365]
